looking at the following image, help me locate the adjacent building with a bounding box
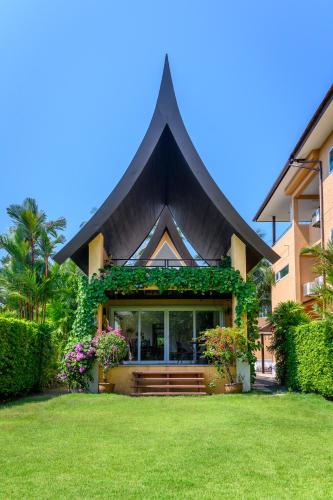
[254,85,333,311]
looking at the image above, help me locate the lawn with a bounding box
[1,393,333,499]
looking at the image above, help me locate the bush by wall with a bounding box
[270,301,310,385]
[286,320,333,398]
[0,316,56,398]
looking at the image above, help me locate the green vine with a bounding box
[70,265,259,348]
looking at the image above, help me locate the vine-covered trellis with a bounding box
[70,264,259,347]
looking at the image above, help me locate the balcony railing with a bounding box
[106,258,223,268]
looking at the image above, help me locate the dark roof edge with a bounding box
[253,84,333,221]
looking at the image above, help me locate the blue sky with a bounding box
[0,0,332,249]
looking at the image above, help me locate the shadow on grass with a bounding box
[0,389,70,410]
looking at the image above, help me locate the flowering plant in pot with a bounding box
[200,326,248,393]
[61,339,97,391]
[95,327,128,393]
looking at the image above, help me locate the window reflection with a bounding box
[114,311,138,361]
[141,311,164,361]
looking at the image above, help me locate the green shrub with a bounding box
[0,316,56,398]
[286,320,333,397]
[270,301,309,385]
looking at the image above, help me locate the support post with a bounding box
[88,233,105,393]
[230,234,247,324]
[230,234,250,392]
[88,233,105,330]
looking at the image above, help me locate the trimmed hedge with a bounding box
[286,320,333,398]
[0,316,56,398]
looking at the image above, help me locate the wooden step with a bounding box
[132,384,206,389]
[134,377,204,382]
[131,392,207,396]
[132,371,207,396]
[133,371,204,376]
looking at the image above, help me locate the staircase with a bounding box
[131,371,208,396]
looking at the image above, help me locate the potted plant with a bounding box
[95,328,128,393]
[200,326,248,393]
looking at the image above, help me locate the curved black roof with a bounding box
[54,56,278,274]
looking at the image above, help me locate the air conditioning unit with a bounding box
[311,208,320,227]
[303,281,316,297]
[315,275,324,287]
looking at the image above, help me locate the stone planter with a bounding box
[98,382,115,394]
[224,382,243,394]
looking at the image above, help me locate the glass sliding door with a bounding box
[112,307,224,364]
[169,311,194,362]
[140,311,164,361]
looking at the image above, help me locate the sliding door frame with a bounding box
[110,305,225,365]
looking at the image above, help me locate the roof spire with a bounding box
[156,54,179,115]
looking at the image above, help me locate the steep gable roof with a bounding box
[54,56,278,273]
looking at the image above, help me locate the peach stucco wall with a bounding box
[320,134,333,243]
[271,226,296,309]
[271,130,333,310]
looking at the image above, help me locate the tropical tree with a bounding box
[46,261,82,349]
[0,198,67,322]
[248,259,275,316]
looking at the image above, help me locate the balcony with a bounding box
[106,258,226,268]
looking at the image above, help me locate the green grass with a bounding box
[1,392,333,499]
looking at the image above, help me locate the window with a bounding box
[329,148,333,174]
[275,264,289,282]
[111,307,224,364]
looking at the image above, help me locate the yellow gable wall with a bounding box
[148,230,185,265]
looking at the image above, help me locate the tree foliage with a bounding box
[248,258,274,316]
[0,198,81,350]
[270,301,309,385]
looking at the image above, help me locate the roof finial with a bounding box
[156,53,178,114]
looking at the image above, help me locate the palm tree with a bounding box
[0,198,67,322]
[39,218,66,277]
[7,198,46,267]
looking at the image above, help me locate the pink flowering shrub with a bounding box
[61,338,97,391]
[60,326,128,390]
[95,327,128,382]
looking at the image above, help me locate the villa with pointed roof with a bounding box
[55,56,278,395]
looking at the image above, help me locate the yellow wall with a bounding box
[230,234,246,279]
[99,364,233,395]
[230,234,246,323]
[88,233,105,329]
[88,233,104,279]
